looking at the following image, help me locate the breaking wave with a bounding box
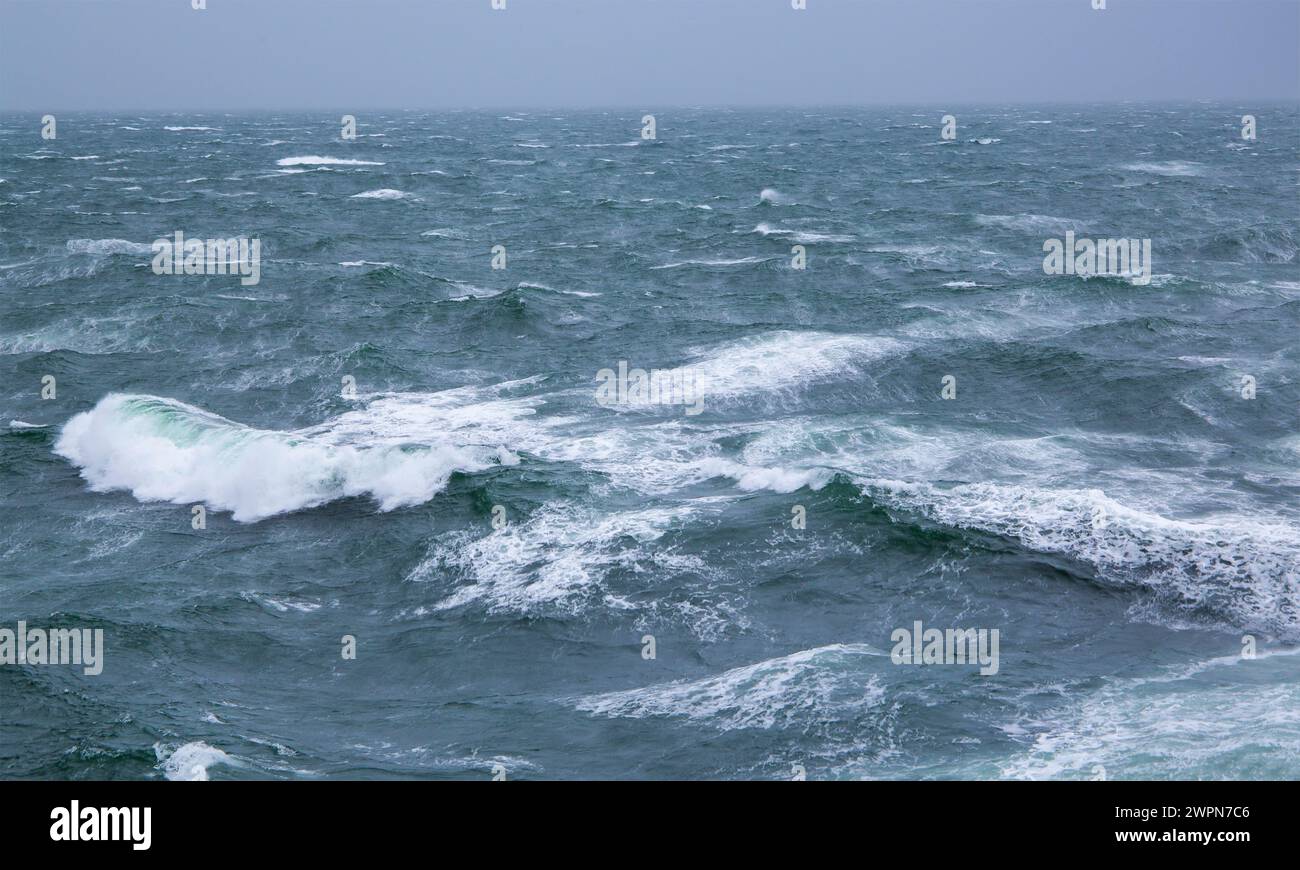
[863,479,1300,639]
[55,394,518,522]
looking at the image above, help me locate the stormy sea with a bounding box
[1,105,1297,780]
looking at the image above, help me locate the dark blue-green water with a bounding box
[2,106,1298,779]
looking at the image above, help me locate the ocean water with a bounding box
[1,105,1297,780]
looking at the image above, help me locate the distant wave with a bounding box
[65,238,152,256]
[976,213,1081,233]
[753,223,855,243]
[1120,160,1202,176]
[1191,225,1296,264]
[516,281,600,297]
[652,256,771,269]
[349,188,413,200]
[276,155,384,167]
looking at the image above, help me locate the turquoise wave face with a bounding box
[2,106,1298,780]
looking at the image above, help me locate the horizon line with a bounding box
[3,98,1298,114]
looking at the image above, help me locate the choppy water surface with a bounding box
[1,106,1298,779]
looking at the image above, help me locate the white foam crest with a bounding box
[1000,652,1300,780]
[1120,160,1202,176]
[526,419,740,493]
[275,155,384,167]
[444,283,504,300]
[976,213,1081,233]
[864,480,1300,637]
[679,330,906,400]
[154,741,239,781]
[737,419,1098,494]
[517,281,600,297]
[0,314,156,354]
[576,644,886,731]
[693,457,833,493]
[55,394,518,522]
[65,238,152,256]
[752,223,854,243]
[864,243,943,256]
[350,188,413,200]
[652,256,769,269]
[416,502,702,615]
[309,379,548,449]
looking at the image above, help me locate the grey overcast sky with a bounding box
[1,0,1297,110]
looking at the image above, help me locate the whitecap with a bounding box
[1120,160,1202,176]
[65,238,152,256]
[976,213,1081,233]
[862,479,1300,639]
[752,223,854,243]
[276,155,384,167]
[349,188,413,200]
[678,331,907,401]
[576,645,886,731]
[154,741,238,781]
[652,256,770,269]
